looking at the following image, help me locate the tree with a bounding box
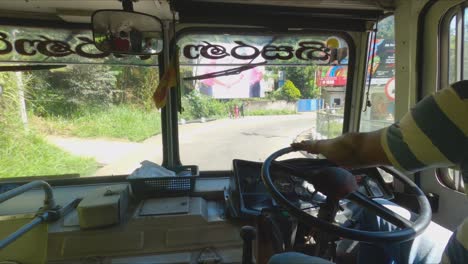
[377,16,394,40]
[179,90,226,120]
[0,73,20,127]
[268,65,319,99]
[114,66,159,110]
[27,65,117,117]
[274,80,301,101]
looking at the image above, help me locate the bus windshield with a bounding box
[177,32,351,170]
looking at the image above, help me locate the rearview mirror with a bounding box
[92,10,163,55]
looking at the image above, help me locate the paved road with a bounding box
[48,113,318,176]
[179,113,317,171]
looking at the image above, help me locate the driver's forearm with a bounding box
[316,130,391,168]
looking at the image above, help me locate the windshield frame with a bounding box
[0,23,357,183]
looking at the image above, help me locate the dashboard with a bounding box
[226,158,393,219]
[0,159,394,263]
[0,178,240,264]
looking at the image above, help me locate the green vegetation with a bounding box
[0,72,98,178]
[0,73,19,127]
[324,121,343,138]
[32,105,161,142]
[28,65,158,117]
[1,65,159,178]
[24,65,161,142]
[280,66,320,99]
[317,120,343,139]
[377,16,395,40]
[271,80,302,101]
[0,131,97,178]
[180,90,227,120]
[179,90,298,120]
[316,110,344,139]
[28,65,118,117]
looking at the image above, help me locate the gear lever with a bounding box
[240,226,257,264]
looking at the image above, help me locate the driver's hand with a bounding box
[291,131,388,168]
[291,140,320,154]
[291,138,351,167]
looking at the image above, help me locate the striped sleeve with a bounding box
[381,81,468,173]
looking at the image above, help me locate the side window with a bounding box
[439,5,466,193]
[359,16,395,132]
[0,26,161,179]
[448,14,457,84]
[465,9,468,79]
[445,7,468,83]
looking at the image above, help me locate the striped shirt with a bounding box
[381,80,468,264]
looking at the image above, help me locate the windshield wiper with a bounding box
[183,61,267,81]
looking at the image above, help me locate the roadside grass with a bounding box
[32,105,161,142]
[317,120,343,139]
[245,109,297,116]
[0,130,97,178]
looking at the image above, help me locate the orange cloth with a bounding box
[153,57,177,109]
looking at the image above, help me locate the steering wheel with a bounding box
[261,147,432,244]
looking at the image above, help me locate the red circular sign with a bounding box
[385,77,395,101]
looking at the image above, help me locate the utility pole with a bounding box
[15,71,29,132]
[11,29,29,132]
